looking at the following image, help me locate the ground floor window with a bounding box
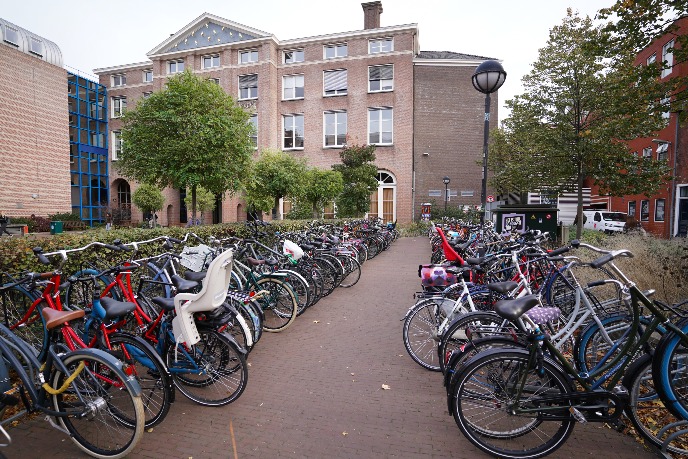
[654,199,665,222]
[640,200,649,221]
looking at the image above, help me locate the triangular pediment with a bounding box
[148,13,271,56]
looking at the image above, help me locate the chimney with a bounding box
[362,1,383,30]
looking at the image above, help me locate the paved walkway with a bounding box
[4,237,654,458]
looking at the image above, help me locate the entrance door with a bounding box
[678,187,688,237]
[369,171,396,222]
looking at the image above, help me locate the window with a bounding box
[202,54,220,69]
[655,199,665,221]
[208,78,220,85]
[283,114,304,149]
[239,74,258,100]
[283,74,304,100]
[112,97,126,118]
[369,65,394,92]
[642,147,652,158]
[369,37,393,54]
[628,201,636,217]
[3,27,18,45]
[142,92,152,99]
[656,142,669,161]
[112,131,122,160]
[168,60,184,74]
[662,40,674,78]
[239,50,258,64]
[661,95,671,121]
[324,111,347,147]
[368,108,393,145]
[640,200,649,221]
[324,43,347,59]
[323,69,347,96]
[143,70,153,83]
[284,49,304,64]
[29,37,42,56]
[647,53,656,66]
[112,74,126,87]
[249,114,258,147]
[461,191,475,197]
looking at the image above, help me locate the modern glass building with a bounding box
[68,72,109,225]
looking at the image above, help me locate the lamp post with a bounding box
[472,60,506,226]
[443,176,450,212]
[652,138,673,237]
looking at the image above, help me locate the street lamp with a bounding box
[472,60,506,225]
[443,176,450,212]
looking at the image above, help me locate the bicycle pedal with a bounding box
[569,406,587,423]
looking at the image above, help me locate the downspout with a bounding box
[670,109,681,237]
[411,34,417,222]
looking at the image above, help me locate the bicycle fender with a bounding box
[219,332,248,356]
[65,348,142,396]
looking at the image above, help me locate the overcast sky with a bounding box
[2,0,613,121]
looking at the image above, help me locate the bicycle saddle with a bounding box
[185,271,207,282]
[100,297,136,319]
[42,308,85,330]
[486,281,518,294]
[493,295,540,322]
[171,274,198,293]
[151,297,176,312]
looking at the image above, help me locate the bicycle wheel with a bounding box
[281,270,310,316]
[108,333,173,428]
[402,298,460,371]
[0,287,46,359]
[623,353,688,456]
[51,349,145,459]
[654,318,688,421]
[338,255,361,288]
[313,258,338,297]
[166,329,248,407]
[65,271,120,309]
[253,277,298,332]
[451,348,575,459]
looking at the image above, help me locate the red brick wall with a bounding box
[0,44,70,218]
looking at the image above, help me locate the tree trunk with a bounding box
[191,185,197,223]
[575,165,584,239]
[274,196,281,220]
[312,202,319,220]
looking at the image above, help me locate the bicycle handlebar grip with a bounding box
[587,280,607,288]
[570,239,580,248]
[119,244,133,252]
[168,237,182,244]
[547,246,570,256]
[39,272,53,279]
[104,244,121,251]
[590,253,614,269]
[37,254,51,265]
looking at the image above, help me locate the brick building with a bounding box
[590,16,688,238]
[95,1,497,225]
[0,18,71,218]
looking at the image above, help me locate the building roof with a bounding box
[416,50,495,60]
[0,18,63,67]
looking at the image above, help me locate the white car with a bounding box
[582,210,627,234]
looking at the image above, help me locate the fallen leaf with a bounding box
[147,428,154,433]
[351,373,355,376]
[342,432,348,436]
[381,384,391,390]
[247,362,252,367]
[313,320,320,323]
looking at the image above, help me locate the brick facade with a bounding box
[0,37,70,218]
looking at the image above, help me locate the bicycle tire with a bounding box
[108,333,173,428]
[253,277,298,333]
[0,287,46,360]
[654,317,688,420]
[450,348,575,459]
[337,255,361,288]
[623,353,688,456]
[51,349,145,459]
[402,298,461,371]
[166,329,248,407]
[65,270,120,309]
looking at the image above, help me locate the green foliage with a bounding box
[295,168,344,219]
[183,186,215,221]
[489,10,671,239]
[398,220,432,237]
[47,212,81,222]
[116,70,253,217]
[132,184,165,215]
[284,205,313,220]
[243,149,307,215]
[332,144,378,218]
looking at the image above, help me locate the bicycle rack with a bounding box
[658,419,688,457]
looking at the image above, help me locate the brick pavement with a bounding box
[3,237,655,458]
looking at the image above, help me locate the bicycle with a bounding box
[0,274,144,458]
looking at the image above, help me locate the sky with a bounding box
[1,0,614,121]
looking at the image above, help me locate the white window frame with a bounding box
[283,74,304,100]
[143,69,153,83]
[284,49,304,64]
[368,64,394,92]
[112,74,126,87]
[142,92,152,99]
[368,107,393,146]
[249,114,258,148]
[238,74,258,100]
[661,40,674,78]
[368,37,393,54]
[4,27,18,45]
[368,171,397,222]
[283,114,304,150]
[111,131,122,161]
[111,96,126,118]
[654,198,665,222]
[628,200,636,218]
[323,43,347,59]
[324,111,347,148]
[640,199,650,221]
[656,142,669,161]
[642,147,652,158]
[29,37,42,56]
[202,54,220,69]
[323,69,347,97]
[168,60,184,74]
[647,53,656,66]
[239,49,258,64]
[661,95,671,120]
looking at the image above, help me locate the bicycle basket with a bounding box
[418,264,458,287]
[179,244,213,272]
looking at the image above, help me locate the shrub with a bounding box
[47,212,82,222]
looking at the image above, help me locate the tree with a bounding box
[332,144,378,218]
[132,184,164,227]
[116,70,254,221]
[243,149,307,219]
[488,10,671,238]
[183,186,215,224]
[295,168,344,219]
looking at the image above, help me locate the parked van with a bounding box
[582,210,627,233]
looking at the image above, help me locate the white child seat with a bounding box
[171,248,233,346]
